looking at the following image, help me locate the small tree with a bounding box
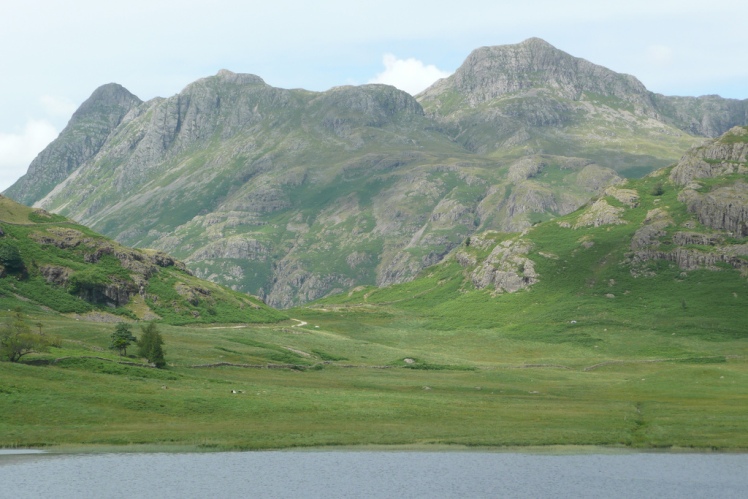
[110,322,137,357]
[0,309,50,362]
[0,240,24,273]
[137,322,166,368]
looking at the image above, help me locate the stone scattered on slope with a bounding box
[574,199,626,228]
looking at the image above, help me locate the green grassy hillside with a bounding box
[1,141,746,450]
[0,195,285,325]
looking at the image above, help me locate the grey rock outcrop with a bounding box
[670,127,748,185]
[30,227,187,306]
[574,198,626,228]
[39,264,73,286]
[459,234,538,294]
[629,126,748,277]
[39,260,136,306]
[668,127,748,236]
[652,95,748,138]
[630,209,671,250]
[266,259,356,309]
[631,245,748,273]
[671,232,722,246]
[188,236,269,261]
[604,186,639,208]
[679,183,748,236]
[420,38,657,113]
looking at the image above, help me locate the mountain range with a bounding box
[5,38,747,307]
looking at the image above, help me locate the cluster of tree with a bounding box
[1,310,166,369]
[110,322,166,368]
[0,308,55,362]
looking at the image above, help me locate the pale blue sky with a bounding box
[2,0,747,191]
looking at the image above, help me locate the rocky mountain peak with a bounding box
[72,83,142,122]
[309,84,424,127]
[3,82,143,205]
[197,69,268,87]
[420,37,652,108]
[517,37,555,49]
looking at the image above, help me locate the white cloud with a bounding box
[0,120,59,192]
[369,54,452,95]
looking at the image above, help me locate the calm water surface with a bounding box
[1,450,747,498]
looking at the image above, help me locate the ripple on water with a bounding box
[1,450,747,499]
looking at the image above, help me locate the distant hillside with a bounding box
[0,195,285,324]
[323,126,748,335]
[5,39,746,307]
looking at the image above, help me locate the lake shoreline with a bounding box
[3,442,747,457]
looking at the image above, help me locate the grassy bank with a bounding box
[1,307,746,451]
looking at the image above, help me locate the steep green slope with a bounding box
[0,195,285,325]
[312,127,748,359]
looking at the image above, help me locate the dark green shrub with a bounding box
[0,240,24,272]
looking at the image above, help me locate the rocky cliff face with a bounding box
[626,128,748,275]
[417,38,745,174]
[28,226,187,306]
[5,40,747,307]
[667,126,748,237]
[421,38,657,113]
[457,233,538,294]
[4,84,142,205]
[670,126,748,185]
[679,184,748,237]
[652,95,748,138]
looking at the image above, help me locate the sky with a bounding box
[1,0,747,192]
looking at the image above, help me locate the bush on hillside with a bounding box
[0,240,24,273]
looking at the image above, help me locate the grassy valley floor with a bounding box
[1,305,746,451]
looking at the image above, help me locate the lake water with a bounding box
[1,449,747,498]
